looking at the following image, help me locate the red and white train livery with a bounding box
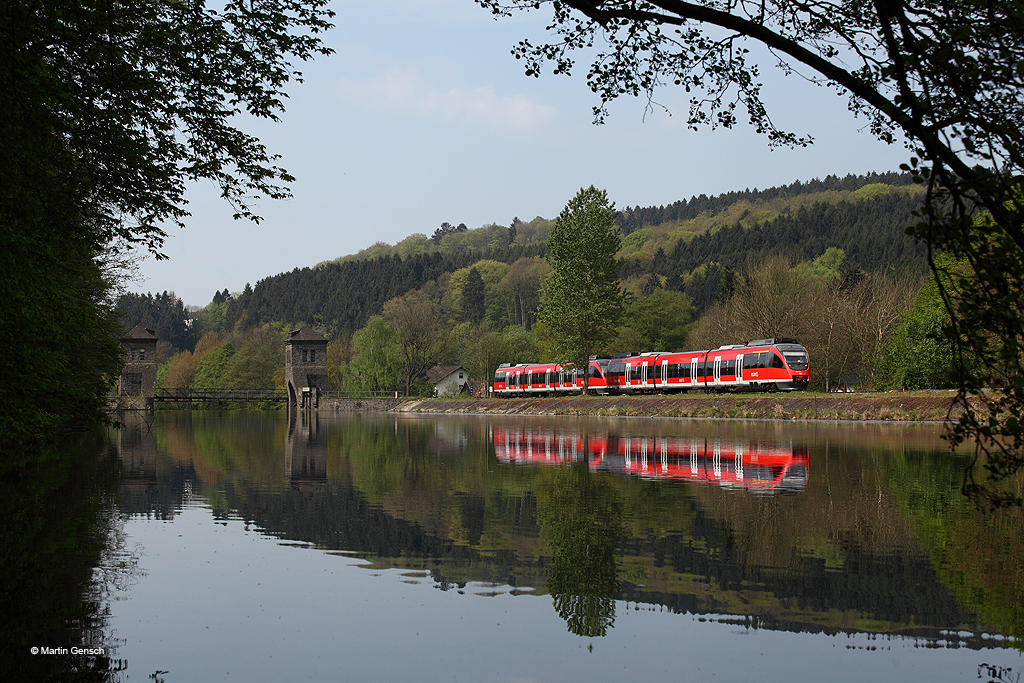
[492,337,810,396]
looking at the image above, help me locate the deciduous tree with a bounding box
[348,317,403,393]
[539,186,626,392]
[2,0,334,446]
[382,291,451,396]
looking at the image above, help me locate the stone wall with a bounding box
[319,397,409,412]
[107,396,153,412]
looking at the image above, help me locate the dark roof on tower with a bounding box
[286,327,327,343]
[122,325,158,341]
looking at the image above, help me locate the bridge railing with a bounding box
[154,388,287,401]
[154,389,406,402]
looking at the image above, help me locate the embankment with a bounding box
[396,391,975,422]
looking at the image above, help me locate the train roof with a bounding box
[746,337,799,346]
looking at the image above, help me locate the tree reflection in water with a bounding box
[1,430,137,682]
[536,450,623,637]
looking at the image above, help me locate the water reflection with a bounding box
[495,426,809,493]
[537,460,622,637]
[2,433,133,682]
[285,411,327,491]
[87,412,1024,680]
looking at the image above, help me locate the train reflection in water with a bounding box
[494,427,809,493]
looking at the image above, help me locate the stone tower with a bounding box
[119,325,158,398]
[284,327,329,409]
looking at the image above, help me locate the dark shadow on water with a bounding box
[1,430,136,682]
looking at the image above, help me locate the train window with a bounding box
[778,344,809,370]
[588,365,602,378]
[722,359,734,375]
[770,353,785,369]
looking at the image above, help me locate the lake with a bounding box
[6,410,1023,682]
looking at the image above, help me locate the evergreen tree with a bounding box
[462,268,486,325]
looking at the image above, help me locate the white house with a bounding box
[426,365,470,397]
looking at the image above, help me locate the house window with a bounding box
[459,372,463,379]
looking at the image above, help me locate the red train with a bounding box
[492,337,810,396]
[493,427,809,493]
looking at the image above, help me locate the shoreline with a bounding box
[395,391,971,423]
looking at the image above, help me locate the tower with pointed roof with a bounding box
[284,327,329,409]
[119,325,158,398]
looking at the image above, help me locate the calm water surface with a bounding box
[8,410,1024,682]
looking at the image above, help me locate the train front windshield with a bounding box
[777,344,808,371]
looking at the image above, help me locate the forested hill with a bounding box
[122,172,926,349]
[615,171,915,236]
[223,243,546,335]
[622,184,928,283]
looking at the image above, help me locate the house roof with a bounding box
[426,365,468,384]
[286,327,327,343]
[122,325,157,341]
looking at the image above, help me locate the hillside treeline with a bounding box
[633,189,927,278]
[224,243,547,337]
[118,173,954,396]
[615,171,915,236]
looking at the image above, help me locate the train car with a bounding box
[701,338,809,392]
[607,350,708,394]
[493,359,611,396]
[606,338,809,394]
[576,357,611,394]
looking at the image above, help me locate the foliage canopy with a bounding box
[2,0,334,445]
[477,0,1024,505]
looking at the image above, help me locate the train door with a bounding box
[690,358,699,388]
[736,354,744,383]
[641,361,649,389]
[713,356,722,387]
[661,360,668,389]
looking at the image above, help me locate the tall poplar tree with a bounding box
[539,186,625,394]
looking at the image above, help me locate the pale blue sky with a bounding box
[133,0,912,306]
